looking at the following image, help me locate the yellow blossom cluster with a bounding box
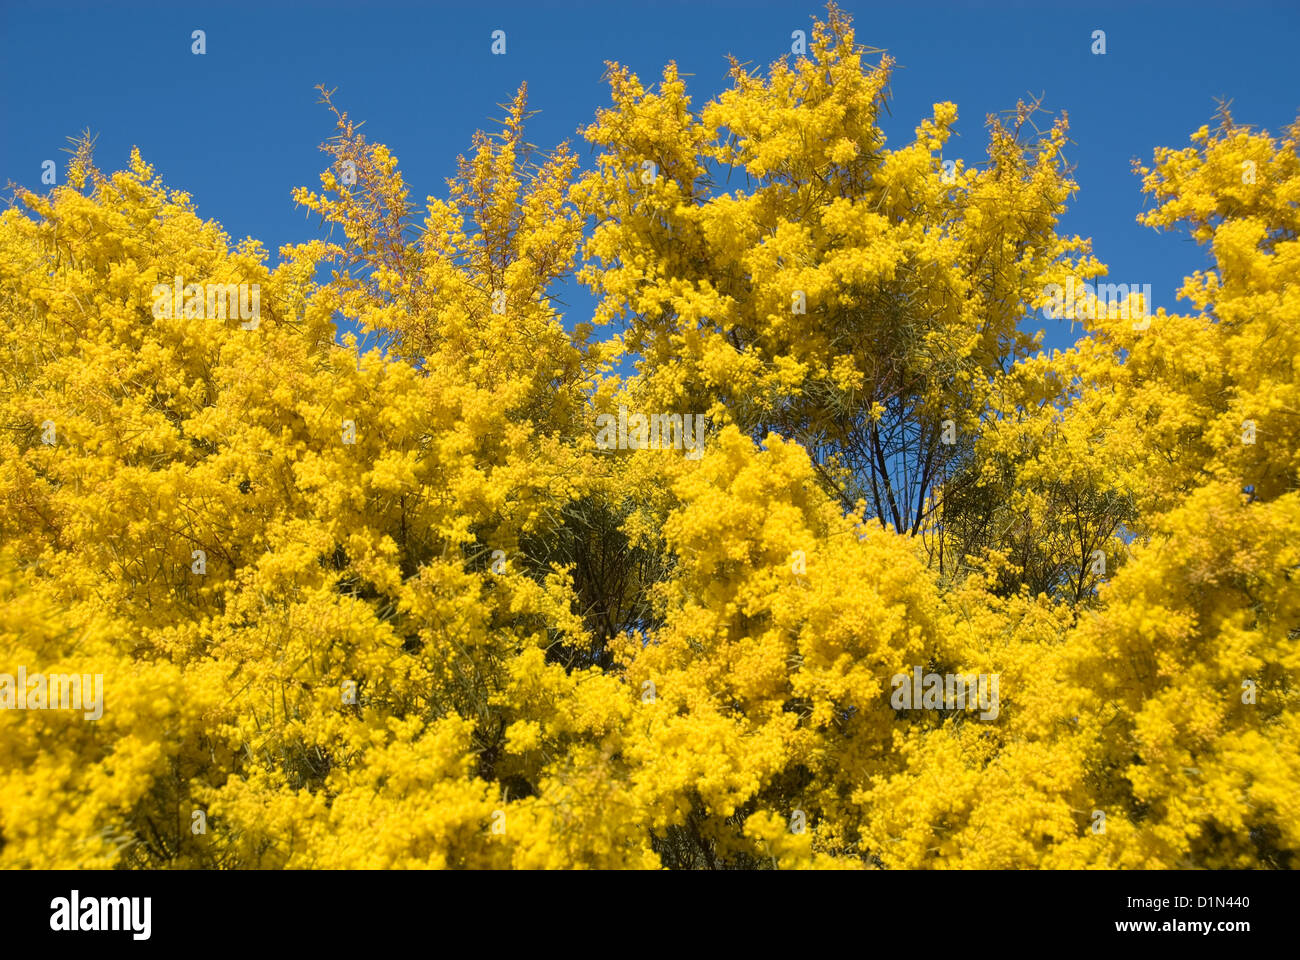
[1,6,1295,869]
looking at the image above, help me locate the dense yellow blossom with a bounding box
[1,7,1295,869]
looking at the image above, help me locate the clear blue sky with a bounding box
[2,0,1296,354]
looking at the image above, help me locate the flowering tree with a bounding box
[1,6,1296,869]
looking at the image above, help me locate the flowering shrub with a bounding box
[2,7,1296,869]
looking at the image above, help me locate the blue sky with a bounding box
[2,0,1296,354]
